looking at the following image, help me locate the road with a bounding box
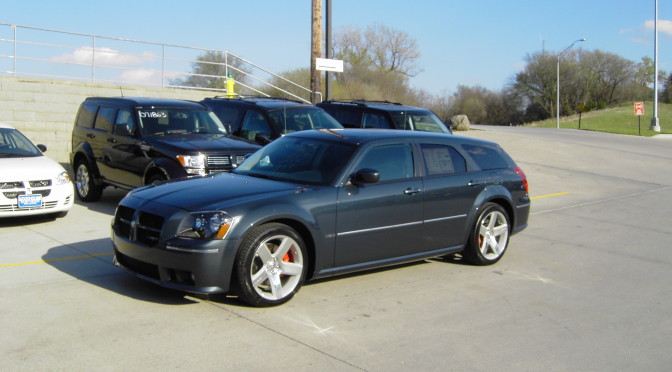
[1,126,671,371]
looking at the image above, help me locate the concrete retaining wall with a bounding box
[0,76,215,163]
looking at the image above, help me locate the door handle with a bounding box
[86,133,95,138]
[107,138,117,143]
[404,188,421,195]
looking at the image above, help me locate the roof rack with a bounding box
[322,99,403,106]
[210,95,303,104]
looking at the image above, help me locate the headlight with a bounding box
[176,211,235,240]
[55,171,71,185]
[176,154,206,176]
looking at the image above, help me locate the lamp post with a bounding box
[556,38,586,129]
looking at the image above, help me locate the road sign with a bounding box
[634,102,644,116]
[316,58,344,72]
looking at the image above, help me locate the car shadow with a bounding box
[41,239,202,305]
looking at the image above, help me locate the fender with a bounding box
[70,141,101,178]
[463,184,516,242]
[143,157,188,183]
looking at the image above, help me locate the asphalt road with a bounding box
[2,126,671,371]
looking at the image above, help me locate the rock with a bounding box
[449,114,470,131]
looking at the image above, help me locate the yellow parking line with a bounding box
[0,252,114,268]
[531,192,569,200]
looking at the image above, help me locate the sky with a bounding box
[2,0,670,96]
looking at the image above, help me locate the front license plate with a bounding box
[18,194,42,208]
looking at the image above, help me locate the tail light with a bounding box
[513,167,529,193]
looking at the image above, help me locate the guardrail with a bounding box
[0,23,314,103]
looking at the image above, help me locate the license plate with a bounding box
[18,194,43,208]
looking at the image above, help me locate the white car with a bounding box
[0,122,74,218]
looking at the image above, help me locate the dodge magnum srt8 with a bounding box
[112,129,530,306]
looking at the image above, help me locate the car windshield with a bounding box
[0,127,43,158]
[267,107,343,135]
[138,109,228,136]
[390,111,450,133]
[235,135,356,186]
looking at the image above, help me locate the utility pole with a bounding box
[325,0,332,101]
[650,0,661,132]
[310,0,322,104]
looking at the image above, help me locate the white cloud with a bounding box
[50,46,158,66]
[643,19,672,37]
[117,68,181,86]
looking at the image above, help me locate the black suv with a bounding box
[201,96,343,145]
[316,100,452,134]
[70,97,261,201]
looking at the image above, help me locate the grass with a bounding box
[527,101,672,136]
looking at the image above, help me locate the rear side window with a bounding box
[94,106,117,132]
[76,103,98,129]
[421,144,466,175]
[327,108,362,128]
[362,113,391,129]
[462,144,509,170]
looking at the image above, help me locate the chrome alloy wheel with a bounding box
[250,234,305,301]
[75,163,91,198]
[477,210,509,260]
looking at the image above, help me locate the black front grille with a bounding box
[114,205,165,246]
[3,191,24,199]
[29,180,52,187]
[117,252,160,280]
[32,189,51,197]
[1,182,23,189]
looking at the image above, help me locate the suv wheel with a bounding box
[74,159,103,202]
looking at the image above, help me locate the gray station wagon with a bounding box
[112,129,530,307]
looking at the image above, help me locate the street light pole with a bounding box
[556,38,586,129]
[650,0,661,132]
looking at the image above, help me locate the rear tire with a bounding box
[235,223,307,307]
[463,203,510,265]
[74,159,103,202]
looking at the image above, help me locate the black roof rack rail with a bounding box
[321,99,403,106]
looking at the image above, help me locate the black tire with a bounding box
[235,223,307,307]
[74,159,103,202]
[463,203,510,266]
[147,172,167,185]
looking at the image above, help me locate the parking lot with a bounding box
[2,125,672,371]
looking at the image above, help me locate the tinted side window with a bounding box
[240,110,271,141]
[362,113,392,129]
[462,144,509,170]
[356,144,414,182]
[113,109,135,136]
[211,105,245,132]
[94,106,116,132]
[421,144,466,175]
[76,103,98,129]
[329,108,362,128]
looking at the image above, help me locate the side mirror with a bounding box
[115,124,133,137]
[350,168,380,185]
[255,133,272,146]
[37,144,47,152]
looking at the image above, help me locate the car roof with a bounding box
[0,122,16,129]
[202,97,308,110]
[288,128,494,147]
[84,97,207,109]
[317,100,432,113]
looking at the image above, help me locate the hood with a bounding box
[0,155,68,182]
[144,134,260,153]
[127,172,302,211]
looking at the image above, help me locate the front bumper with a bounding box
[0,182,74,218]
[112,232,240,294]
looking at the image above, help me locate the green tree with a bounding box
[171,51,250,91]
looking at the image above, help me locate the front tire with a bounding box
[463,203,510,265]
[235,223,307,307]
[74,159,103,202]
